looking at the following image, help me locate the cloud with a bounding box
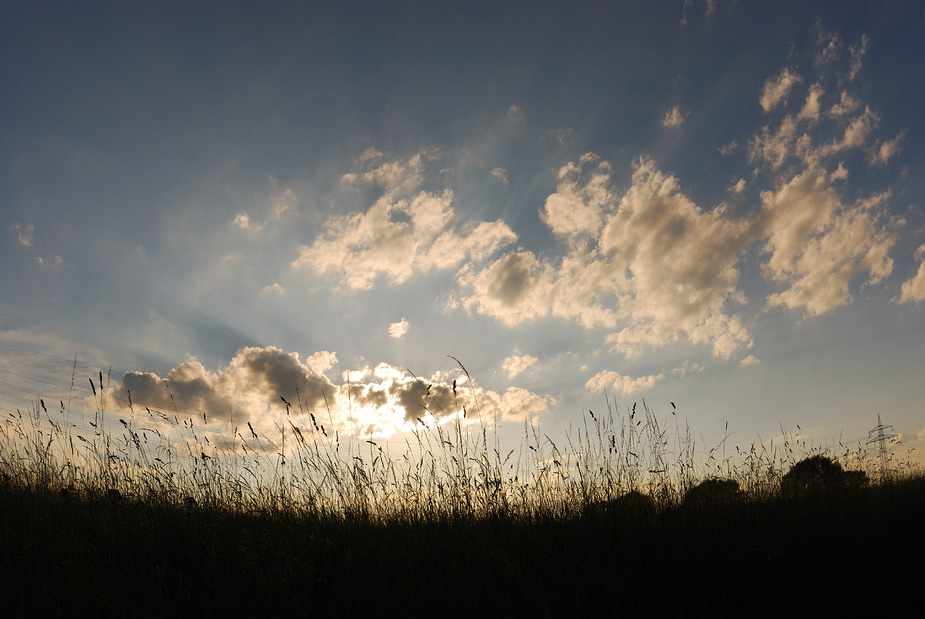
[502,353,538,379]
[895,246,925,305]
[661,105,687,128]
[814,24,841,67]
[506,104,526,122]
[828,90,860,118]
[459,156,753,358]
[10,223,33,248]
[115,348,553,440]
[115,347,338,427]
[540,154,612,241]
[490,386,556,422]
[739,355,760,367]
[718,140,738,156]
[760,68,802,112]
[388,318,409,339]
[585,370,665,396]
[259,283,285,296]
[294,151,516,289]
[867,131,905,166]
[757,168,896,315]
[848,34,868,81]
[797,83,824,122]
[35,255,71,270]
[489,167,509,184]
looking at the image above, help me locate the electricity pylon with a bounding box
[866,415,897,476]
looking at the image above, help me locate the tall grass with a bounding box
[2,367,923,616]
[1,373,913,521]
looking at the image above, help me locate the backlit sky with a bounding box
[3,1,924,466]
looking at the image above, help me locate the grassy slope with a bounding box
[3,477,924,617]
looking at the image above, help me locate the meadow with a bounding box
[1,377,923,617]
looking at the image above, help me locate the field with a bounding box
[2,389,923,616]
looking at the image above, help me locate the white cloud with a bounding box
[758,168,896,315]
[661,105,687,128]
[502,353,538,379]
[490,386,556,422]
[305,350,338,375]
[895,246,925,305]
[234,213,254,230]
[540,155,612,241]
[760,67,802,112]
[585,370,665,396]
[459,156,753,358]
[259,282,285,296]
[739,355,760,367]
[389,318,409,339]
[294,157,516,289]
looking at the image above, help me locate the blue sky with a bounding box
[2,1,924,466]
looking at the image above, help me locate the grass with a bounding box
[1,376,923,616]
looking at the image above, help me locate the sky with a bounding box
[3,1,924,470]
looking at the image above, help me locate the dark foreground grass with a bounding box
[3,474,924,617]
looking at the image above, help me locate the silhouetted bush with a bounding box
[682,478,741,509]
[780,455,868,497]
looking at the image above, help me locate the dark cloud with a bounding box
[114,347,336,424]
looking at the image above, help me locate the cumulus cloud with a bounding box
[661,105,687,128]
[294,151,516,289]
[758,169,896,315]
[388,318,409,339]
[585,370,665,396]
[116,347,553,440]
[115,347,337,427]
[895,246,925,305]
[739,355,760,367]
[459,156,753,358]
[502,353,538,379]
[540,154,612,241]
[760,68,802,112]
